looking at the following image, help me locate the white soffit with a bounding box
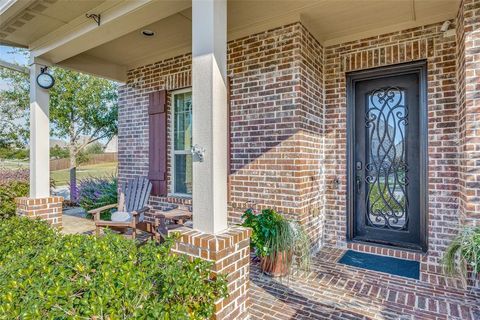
[0,0,460,80]
[0,0,107,47]
[83,0,460,70]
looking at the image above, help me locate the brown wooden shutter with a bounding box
[148,90,167,196]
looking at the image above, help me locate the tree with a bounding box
[0,60,118,202]
[49,68,118,202]
[0,63,29,148]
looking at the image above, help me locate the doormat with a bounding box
[338,250,420,280]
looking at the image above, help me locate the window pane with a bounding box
[174,92,192,151]
[174,154,193,194]
[366,89,407,229]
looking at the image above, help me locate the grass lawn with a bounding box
[0,159,29,169]
[51,162,117,186]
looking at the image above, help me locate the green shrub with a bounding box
[0,148,28,160]
[50,145,69,159]
[242,208,310,272]
[0,168,29,219]
[84,142,104,155]
[0,217,227,319]
[0,181,29,219]
[368,182,405,213]
[442,226,480,286]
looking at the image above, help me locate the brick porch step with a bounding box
[250,247,479,320]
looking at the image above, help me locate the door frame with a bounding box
[345,60,428,252]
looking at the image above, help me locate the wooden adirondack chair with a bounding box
[89,177,152,239]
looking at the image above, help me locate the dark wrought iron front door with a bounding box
[349,63,427,251]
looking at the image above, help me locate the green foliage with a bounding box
[78,177,118,220]
[369,182,405,213]
[76,150,90,165]
[0,62,117,167]
[0,181,29,219]
[50,145,70,159]
[50,145,96,164]
[442,226,480,286]
[0,148,28,160]
[0,217,227,319]
[0,168,29,219]
[242,208,310,272]
[49,67,118,168]
[84,142,104,155]
[0,54,29,148]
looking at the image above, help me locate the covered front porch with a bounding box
[2,0,480,318]
[58,208,480,319]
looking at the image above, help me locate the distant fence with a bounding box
[50,153,118,171]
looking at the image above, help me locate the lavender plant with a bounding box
[78,176,117,220]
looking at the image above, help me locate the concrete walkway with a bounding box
[61,207,95,235]
[61,207,152,240]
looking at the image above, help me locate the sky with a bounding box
[0,45,29,90]
[0,45,28,65]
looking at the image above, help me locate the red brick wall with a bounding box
[119,23,325,244]
[324,22,459,280]
[119,12,477,284]
[15,197,63,228]
[457,0,480,227]
[457,0,467,227]
[227,23,325,246]
[118,54,191,195]
[296,25,325,247]
[171,227,251,319]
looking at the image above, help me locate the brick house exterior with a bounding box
[5,0,479,318]
[117,0,479,291]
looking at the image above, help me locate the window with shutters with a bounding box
[171,89,193,195]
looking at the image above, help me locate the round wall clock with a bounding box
[36,72,55,89]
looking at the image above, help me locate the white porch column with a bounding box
[192,0,228,234]
[29,58,51,198]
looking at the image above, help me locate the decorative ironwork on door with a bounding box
[365,87,409,230]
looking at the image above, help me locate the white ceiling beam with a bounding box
[31,0,190,64]
[57,53,127,83]
[0,58,28,74]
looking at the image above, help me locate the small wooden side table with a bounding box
[150,208,193,241]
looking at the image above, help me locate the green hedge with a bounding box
[0,168,29,219]
[0,181,28,219]
[0,217,227,319]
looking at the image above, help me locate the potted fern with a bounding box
[442,226,479,287]
[242,208,310,277]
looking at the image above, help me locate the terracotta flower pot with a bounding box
[260,251,292,277]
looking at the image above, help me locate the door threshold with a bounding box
[348,240,427,261]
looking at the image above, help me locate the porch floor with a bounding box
[250,248,480,320]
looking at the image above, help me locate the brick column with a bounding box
[171,226,251,320]
[457,0,480,225]
[15,196,63,228]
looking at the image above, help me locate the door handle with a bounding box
[355,161,363,193]
[356,175,362,193]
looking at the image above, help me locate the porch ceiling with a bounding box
[0,0,108,47]
[0,0,460,82]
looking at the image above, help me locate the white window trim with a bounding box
[170,88,193,197]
